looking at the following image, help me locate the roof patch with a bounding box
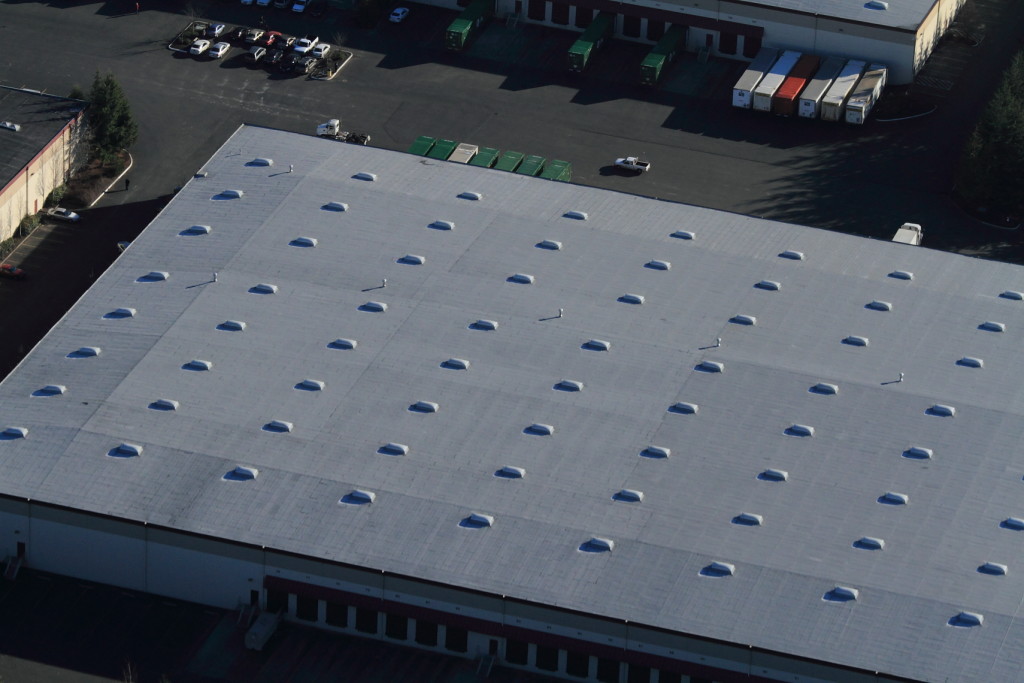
[525,423,554,436]
[613,489,644,503]
[854,536,885,550]
[696,360,724,373]
[68,346,101,359]
[250,283,278,294]
[779,250,804,261]
[430,220,454,231]
[296,379,326,391]
[878,491,909,505]
[903,446,933,460]
[109,442,143,458]
[249,157,273,166]
[645,260,671,271]
[181,224,211,236]
[217,320,247,332]
[824,586,859,602]
[554,379,583,392]
[223,466,258,481]
[810,382,838,395]
[1000,518,1024,531]
[398,254,425,265]
[104,307,137,319]
[495,465,525,479]
[213,189,243,199]
[978,562,1007,576]
[360,301,388,313]
[458,191,482,201]
[328,338,357,350]
[410,400,439,413]
[290,236,318,248]
[263,419,294,433]
[580,537,614,552]
[183,359,212,371]
[582,339,610,351]
[949,612,983,628]
[671,230,695,240]
[979,321,1006,332]
[730,314,756,326]
[353,172,377,182]
[733,512,763,526]
[537,239,563,250]
[461,512,494,528]
[378,442,409,456]
[785,424,815,437]
[640,445,670,459]
[758,468,788,482]
[149,398,179,411]
[341,489,376,504]
[323,201,348,212]
[701,561,735,577]
[669,402,699,414]
[926,404,956,417]
[888,270,913,281]
[1,427,28,440]
[563,210,588,220]
[999,290,1023,300]
[956,356,983,368]
[755,280,780,291]
[442,358,470,370]
[508,273,535,284]
[470,319,498,331]
[866,300,893,312]
[619,293,645,304]
[34,384,67,397]
[138,271,169,282]
[842,335,869,347]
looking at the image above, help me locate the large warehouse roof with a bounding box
[2,125,1024,681]
[745,0,934,30]
[0,86,83,192]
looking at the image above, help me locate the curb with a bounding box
[89,150,135,208]
[876,105,938,122]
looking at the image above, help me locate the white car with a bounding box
[46,207,81,223]
[614,156,652,173]
[292,0,308,12]
[256,0,272,6]
[311,43,330,58]
[293,36,319,54]
[241,0,254,5]
[389,7,409,22]
[189,39,211,56]
[206,23,227,38]
[209,42,230,59]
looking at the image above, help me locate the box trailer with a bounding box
[771,54,820,116]
[516,155,546,176]
[408,135,436,156]
[469,147,500,167]
[732,48,780,109]
[568,12,614,72]
[820,60,866,122]
[445,0,494,51]
[751,50,802,112]
[540,159,572,181]
[640,25,687,85]
[798,56,846,119]
[892,222,923,246]
[494,151,524,172]
[448,142,479,164]
[426,139,459,160]
[845,64,888,124]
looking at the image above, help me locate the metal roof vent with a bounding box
[779,250,804,261]
[430,220,455,231]
[888,270,913,281]
[733,512,763,526]
[842,335,869,347]
[949,612,983,627]
[730,314,756,326]
[360,301,388,313]
[341,489,376,504]
[696,360,724,373]
[442,358,470,370]
[410,400,439,413]
[508,273,535,284]
[671,230,695,240]
[903,446,933,460]
[183,359,212,371]
[824,586,859,602]
[619,293,645,304]
[149,398,179,411]
[250,157,273,166]
[957,356,984,368]
[927,404,956,417]
[458,191,482,201]
[537,239,563,250]
[583,339,610,351]
[854,536,885,550]
[36,384,67,396]
[328,338,357,350]
[580,537,614,552]
[323,201,348,212]
[2,427,28,439]
[669,402,699,414]
[755,280,781,291]
[866,300,893,312]
[999,290,1023,300]
[759,468,788,482]
[810,382,839,395]
[645,260,671,271]
[378,442,409,456]
[290,236,318,247]
[786,424,815,437]
[215,189,243,199]
[555,379,583,392]
[181,224,211,236]
[398,254,425,265]
[701,561,735,577]
[217,320,247,332]
[563,210,588,220]
[640,445,670,459]
[105,307,137,319]
[296,379,325,391]
[865,0,888,9]
[138,271,169,282]
[461,513,494,528]
[613,489,644,502]
[978,562,1007,576]
[68,346,101,358]
[879,491,909,505]
[979,321,1006,332]
[495,465,526,479]
[0,121,22,132]
[263,420,294,433]
[1000,517,1024,531]
[470,319,498,331]
[224,466,258,481]
[525,423,554,436]
[353,172,377,182]
[250,283,278,294]
[110,442,143,458]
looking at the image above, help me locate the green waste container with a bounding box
[494,151,524,172]
[427,139,458,160]
[408,136,436,156]
[469,147,500,168]
[540,159,572,181]
[516,155,546,176]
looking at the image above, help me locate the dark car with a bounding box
[299,55,318,74]
[0,263,26,280]
[279,52,300,72]
[265,47,286,66]
[277,34,296,49]
[227,26,248,44]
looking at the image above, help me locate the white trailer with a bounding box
[751,50,802,112]
[448,143,479,164]
[845,64,888,124]
[892,223,923,246]
[798,56,846,119]
[820,60,866,122]
[731,48,780,109]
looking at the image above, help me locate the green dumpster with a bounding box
[427,139,458,160]
[494,151,524,172]
[516,155,546,176]
[408,136,436,156]
[540,159,572,182]
[469,147,500,168]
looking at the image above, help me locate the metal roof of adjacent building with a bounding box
[3,125,1024,682]
[740,0,934,30]
[0,86,84,192]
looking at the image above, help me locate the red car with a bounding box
[0,263,26,280]
[256,31,281,48]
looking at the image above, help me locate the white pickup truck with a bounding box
[615,156,651,173]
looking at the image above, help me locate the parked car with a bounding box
[292,0,308,12]
[244,28,264,44]
[240,0,254,5]
[209,42,231,58]
[227,26,248,43]
[279,52,300,72]
[256,30,281,47]
[206,23,227,38]
[256,0,272,7]
[308,0,326,17]
[190,38,211,56]
[293,35,318,53]
[245,46,267,63]
[46,207,81,222]
[311,43,330,59]
[389,7,409,22]
[273,0,289,7]
[277,35,296,49]
[266,47,285,66]
[300,56,318,73]
[0,263,26,280]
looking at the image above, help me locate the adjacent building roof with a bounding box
[2,125,1024,682]
[0,86,84,192]
[729,0,935,31]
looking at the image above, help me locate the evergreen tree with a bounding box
[88,72,139,166]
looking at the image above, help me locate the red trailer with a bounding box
[771,54,821,116]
